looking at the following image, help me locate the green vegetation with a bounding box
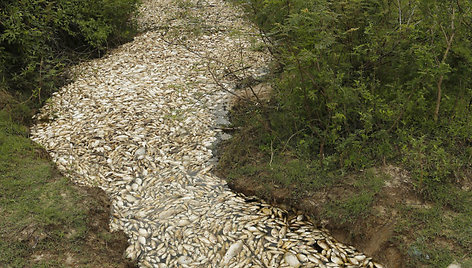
[396,202,472,267]
[219,0,472,266]
[0,109,130,266]
[322,169,384,224]
[1,0,139,265]
[239,0,472,197]
[1,0,139,108]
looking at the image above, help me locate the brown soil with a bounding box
[28,182,136,268]
[222,165,424,268]
[73,186,137,268]
[27,159,135,267]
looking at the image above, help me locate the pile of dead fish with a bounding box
[31,0,382,267]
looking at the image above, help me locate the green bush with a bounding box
[239,0,472,198]
[0,0,139,107]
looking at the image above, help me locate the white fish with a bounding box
[284,253,301,268]
[222,240,243,264]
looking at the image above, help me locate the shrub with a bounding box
[0,0,139,107]
[240,0,472,198]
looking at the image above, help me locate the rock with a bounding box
[220,133,232,141]
[135,147,146,156]
[215,117,230,126]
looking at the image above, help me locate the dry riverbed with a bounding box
[29,0,384,267]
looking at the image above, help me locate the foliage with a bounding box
[235,0,472,200]
[0,0,139,107]
[0,2,137,263]
[219,1,472,265]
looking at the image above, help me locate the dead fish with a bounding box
[222,240,243,264]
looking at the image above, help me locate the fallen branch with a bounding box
[207,65,251,102]
[214,126,242,131]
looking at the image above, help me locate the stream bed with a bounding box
[31,0,381,267]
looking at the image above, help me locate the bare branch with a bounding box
[269,139,274,166]
[207,65,249,102]
[440,24,449,43]
[434,7,456,122]
[406,4,417,25]
[397,0,402,26]
[223,66,252,78]
[280,128,306,154]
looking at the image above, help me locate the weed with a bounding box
[0,104,130,266]
[321,169,384,223]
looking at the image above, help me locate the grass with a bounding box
[321,169,384,224]
[217,101,472,267]
[395,188,472,267]
[0,103,130,267]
